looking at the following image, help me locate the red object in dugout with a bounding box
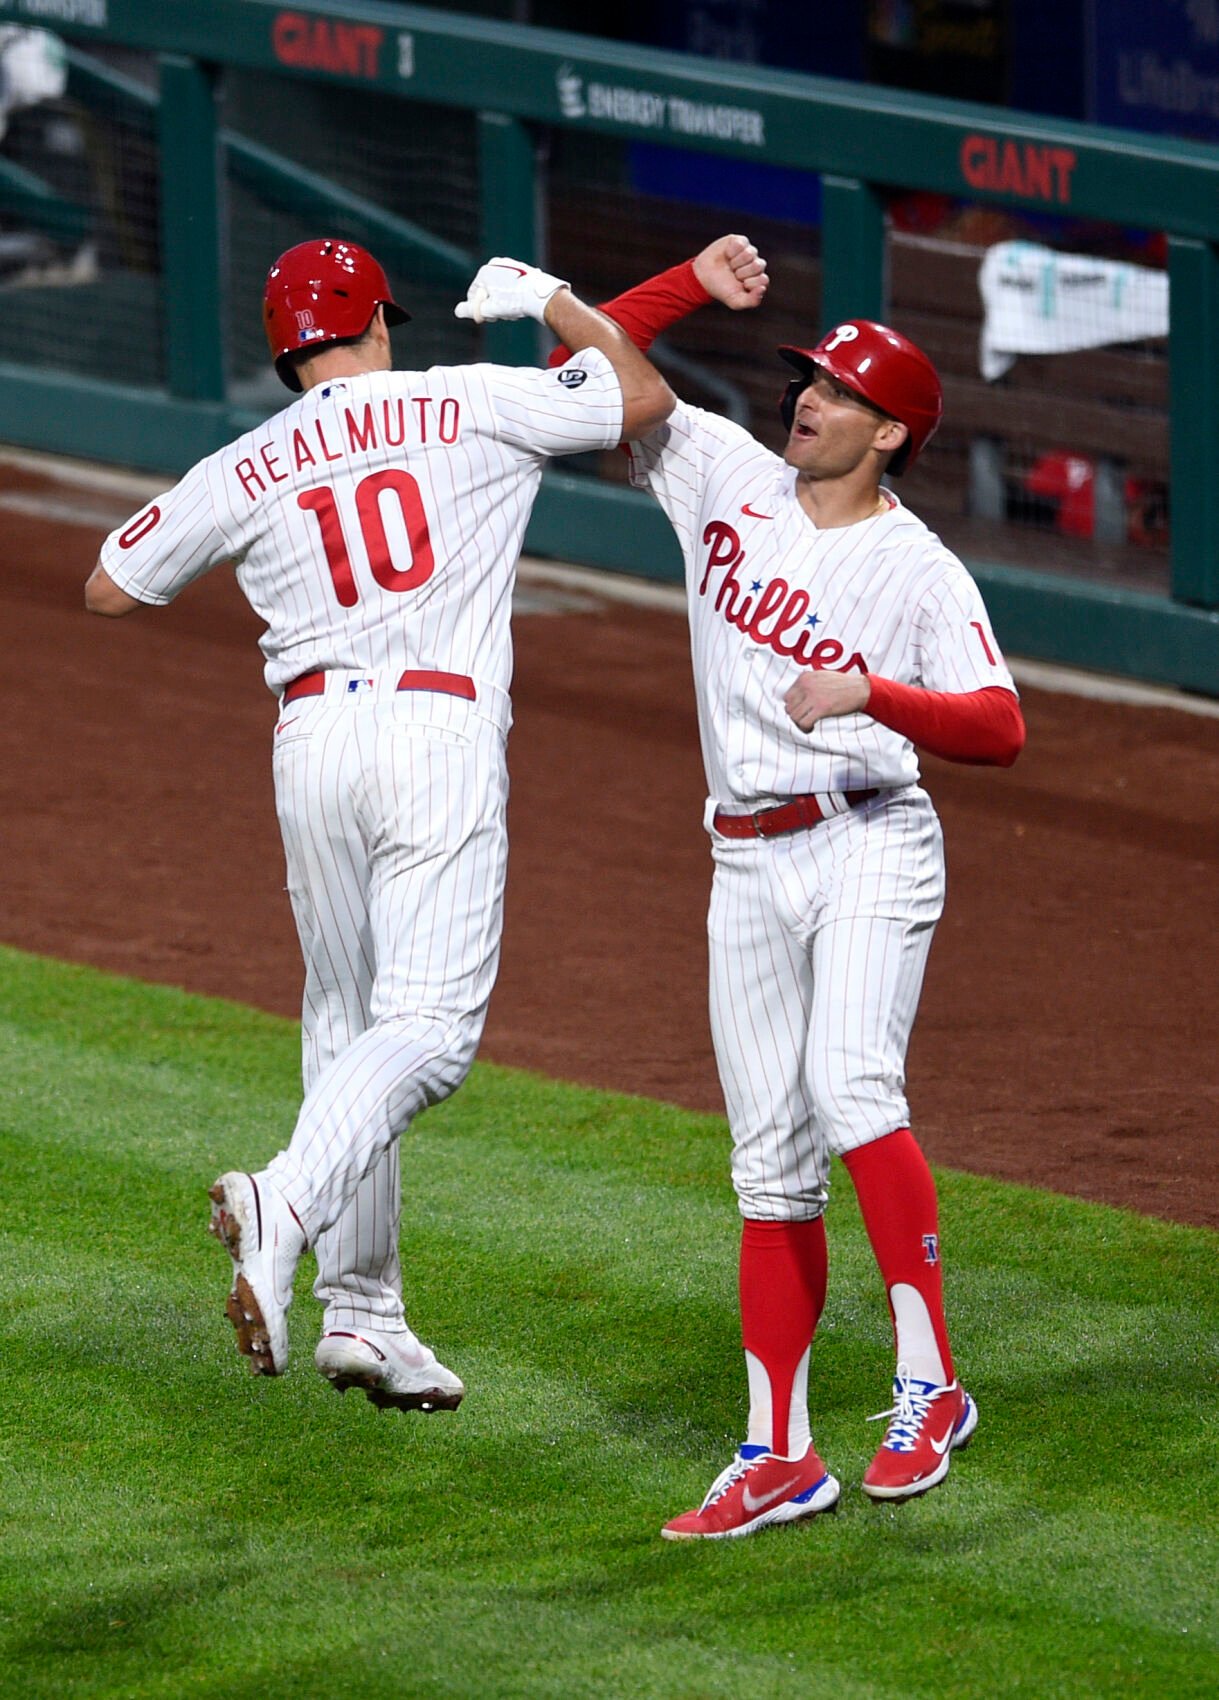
[1023,452,1167,546]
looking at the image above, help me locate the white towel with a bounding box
[0,28,66,139]
[978,241,1169,381]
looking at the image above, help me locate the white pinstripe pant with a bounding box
[707,788,945,1221]
[263,688,509,1330]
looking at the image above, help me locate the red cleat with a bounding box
[862,1366,978,1502]
[662,1443,840,1541]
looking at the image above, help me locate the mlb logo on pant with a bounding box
[922,1234,940,1265]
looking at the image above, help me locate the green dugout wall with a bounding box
[1,0,1218,691]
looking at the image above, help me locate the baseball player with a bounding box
[545,236,1025,1536]
[85,239,674,1411]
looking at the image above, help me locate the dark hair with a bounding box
[281,316,380,383]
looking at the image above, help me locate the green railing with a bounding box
[1,0,1217,690]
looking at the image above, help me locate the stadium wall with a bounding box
[0,0,1217,691]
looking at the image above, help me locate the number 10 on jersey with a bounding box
[298,470,435,607]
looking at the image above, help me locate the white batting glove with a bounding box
[454,257,569,324]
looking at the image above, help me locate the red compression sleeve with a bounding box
[548,259,712,366]
[840,1131,954,1382]
[865,678,1025,766]
[740,1217,828,1458]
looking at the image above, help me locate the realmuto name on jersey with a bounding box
[234,396,463,503]
[699,520,868,672]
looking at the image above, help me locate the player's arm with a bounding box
[784,670,1025,767]
[543,288,675,439]
[85,561,144,617]
[85,464,234,617]
[456,257,674,438]
[547,235,769,367]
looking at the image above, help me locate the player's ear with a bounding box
[367,305,394,363]
[874,417,908,459]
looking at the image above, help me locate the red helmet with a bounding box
[778,320,942,474]
[263,239,410,392]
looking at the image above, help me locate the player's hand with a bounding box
[692,234,768,311]
[784,668,871,730]
[454,258,570,324]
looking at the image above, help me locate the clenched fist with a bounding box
[455,258,569,324]
[784,668,871,731]
[692,234,769,312]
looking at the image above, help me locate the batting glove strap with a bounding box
[455,257,570,324]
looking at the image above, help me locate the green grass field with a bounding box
[0,944,1215,1699]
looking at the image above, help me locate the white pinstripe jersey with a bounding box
[99,352,624,714]
[629,402,1015,804]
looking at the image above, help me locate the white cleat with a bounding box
[207,1171,306,1376]
[315,1327,465,1414]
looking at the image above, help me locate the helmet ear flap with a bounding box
[779,377,803,434]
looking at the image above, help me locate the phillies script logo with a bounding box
[700,522,867,672]
[960,134,1077,205]
[272,11,384,78]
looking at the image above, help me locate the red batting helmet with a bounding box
[778,320,943,474]
[263,238,410,392]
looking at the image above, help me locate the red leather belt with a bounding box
[282,669,477,704]
[713,789,880,839]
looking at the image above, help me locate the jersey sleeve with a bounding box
[627,401,757,556]
[485,346,624,456]
[97,457,235,605]
[548,259,713,365]
[913,559,1016,694]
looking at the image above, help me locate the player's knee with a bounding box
[374,1007,483,1105]
[820,1101,911,1159]
[424,1038,479,1105]
[807,1055,907,1154]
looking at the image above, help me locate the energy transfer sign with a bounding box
[555,62,765,148]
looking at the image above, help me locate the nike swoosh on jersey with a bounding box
[741,1474,802,1512]
[741,503,774,519]
[492,263,528,276]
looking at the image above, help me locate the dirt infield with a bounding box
[3,456,1217,1228]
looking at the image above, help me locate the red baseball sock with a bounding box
[841,1129,954,1384]
[739,1217,828,1457]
